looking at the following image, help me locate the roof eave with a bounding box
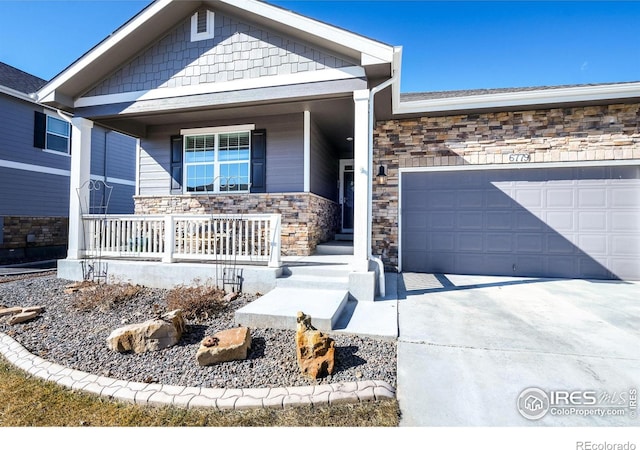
[393,82,640,116]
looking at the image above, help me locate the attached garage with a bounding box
[400,163,640,280]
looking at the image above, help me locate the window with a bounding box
[184,131,250,193]
[190,9,215,42]
[45,116,71,153]
[33,111,71,154]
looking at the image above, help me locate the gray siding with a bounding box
[0,166,70,216]
[90,127,137,181]
[310,119,338,201]
[0,93,70,171]
[83,10,356,98]
[138,113,304,196]
[0,92,135,216]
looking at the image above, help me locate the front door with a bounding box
[339,159,354,232]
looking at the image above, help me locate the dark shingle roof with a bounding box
[0,62,47,95]
[400,81,640,102]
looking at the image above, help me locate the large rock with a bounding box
[107,309,185,354]
[196,327,252,366]
[295,311,335,379]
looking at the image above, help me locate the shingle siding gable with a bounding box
[83,11,356,98]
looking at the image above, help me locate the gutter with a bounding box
[366,57,400,297]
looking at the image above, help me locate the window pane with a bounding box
[186,164,214,192]
[185,149,213,163]
[220,162,249,191]
[46,116,69,136]
[46,134,69,152]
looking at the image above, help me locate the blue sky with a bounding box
[1,0,639,93]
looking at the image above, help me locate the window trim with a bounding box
[182,126,254,194]
[190,9,215,42]
[44,114,71,156]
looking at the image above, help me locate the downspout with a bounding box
[367,70,399,298]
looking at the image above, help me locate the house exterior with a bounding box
[0,62,137,264]
[34,0,639,291]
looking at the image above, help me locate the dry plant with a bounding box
[70,280,143,312]
[165,279,227,320]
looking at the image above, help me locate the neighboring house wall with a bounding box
[372,102,640,268]
[82,10,356,99]
[0,86,137,263]
[138,113,305,196]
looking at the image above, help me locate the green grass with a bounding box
[0,357,400,427]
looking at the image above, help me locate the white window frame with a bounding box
[190,9,215,42]
[43,114,71,156]
[181,125,255,194]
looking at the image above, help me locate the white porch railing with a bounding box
[81,214,282,267]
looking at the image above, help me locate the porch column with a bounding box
[67,117,94,259]
[352,89,370,272]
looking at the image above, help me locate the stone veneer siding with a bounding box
[134,193,340,256]
[0,216,69,263]
[373,102,640,269]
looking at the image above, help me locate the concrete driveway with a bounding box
[396,273,640,426]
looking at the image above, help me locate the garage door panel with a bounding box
[545,211,574,231]
[487,211,512,230]
[458,212,484,229]
[546,188,574,208]
[428,191,457,209]
[458,233,484,252]
[516,234,544,252]
[401,167,640,280]
[611,212,639,231]
[430,233,455,251]
[486,233,512,252]
[515,189,543,208]
[429,212,456,229]
[486,188,514,208]
[578,235,608,255]
[403,231,428,250]
[457,190,484,208]
[611,235,640,255]
[611,187,640,207]
[515,211,544,230]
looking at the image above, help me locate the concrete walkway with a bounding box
[0,332,395,410]
[397,273,640,426]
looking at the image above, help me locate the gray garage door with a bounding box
[401,166,640,280]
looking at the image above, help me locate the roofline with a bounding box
[37,0,172,103]
[36,0,395,105]
[0,84,38,103]
[392,81,640,115]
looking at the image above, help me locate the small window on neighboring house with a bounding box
[191,9,214,42]
[34,111,71,154]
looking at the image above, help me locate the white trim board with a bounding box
[399,159,640,174]
[75,66,366,108]
[0,159,70,177]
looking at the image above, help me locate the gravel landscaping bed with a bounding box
[0,274,397,389]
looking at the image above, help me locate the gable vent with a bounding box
[191,8,215,42]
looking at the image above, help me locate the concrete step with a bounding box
[334,233,354,241]
[281,264,351,278]
[234,287,350,331]
[315,241,353,256]
[276,273,349,290]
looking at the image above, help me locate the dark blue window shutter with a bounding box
[250,129,266,193]
[34,111,46,149]
[170,135,183,194]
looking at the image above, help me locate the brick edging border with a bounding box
[0,332,396,410]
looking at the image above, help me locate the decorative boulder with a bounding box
[295,311,335,379]
[107,309,185,354]
[1,305,45,324]
[196,327,252,366]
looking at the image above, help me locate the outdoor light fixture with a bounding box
[376,164,387,185]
